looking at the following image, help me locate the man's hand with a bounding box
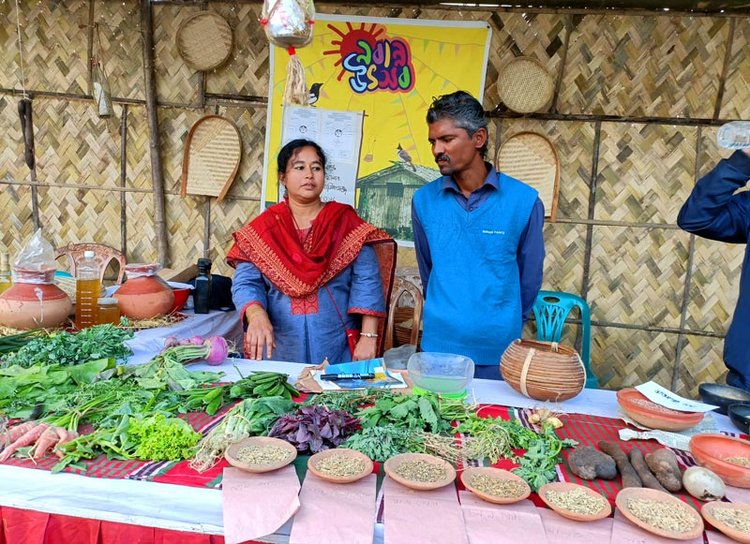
[244,306,275,360]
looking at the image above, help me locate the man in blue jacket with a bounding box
[411,91,545,379]
[678,149,750,390]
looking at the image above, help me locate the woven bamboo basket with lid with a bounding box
[500,339,585,402]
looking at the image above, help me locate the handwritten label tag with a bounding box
[636,381,718,412]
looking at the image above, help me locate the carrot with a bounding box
[2,421,37,448]
[32,426,61,460]
[54,429,78,459]
[0,423,48,463]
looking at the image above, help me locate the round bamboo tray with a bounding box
[496,56,554,114]
[500,339,585,401]
[176,11,234,71]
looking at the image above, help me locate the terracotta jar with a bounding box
[0,269,72,329]
[114,263,174,320]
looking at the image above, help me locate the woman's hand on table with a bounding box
[244,305,275,360]
[353,335,377,361]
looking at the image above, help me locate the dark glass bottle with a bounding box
[194,258,212,314]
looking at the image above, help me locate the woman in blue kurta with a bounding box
[227,139,396,364]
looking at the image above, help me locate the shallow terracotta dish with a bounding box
[307,448,373,484]
[615,487,704,540]
[224,436,297,473]
[383,453,456,491]
[538,482,611,522]
[616,388,704,431]
[461,467,531,505]
[702,500,750,544]
[690,434,750,488]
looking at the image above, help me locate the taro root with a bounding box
[568,446,617,480]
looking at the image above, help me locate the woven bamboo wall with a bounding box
[0,1,748,396]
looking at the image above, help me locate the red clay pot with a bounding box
[0,269,72,329]
[114,263,174,320]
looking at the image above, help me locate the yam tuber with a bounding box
[629,448,668,492]
[568,446,617,480]
[645,448,682,492]
[598,440,642,488]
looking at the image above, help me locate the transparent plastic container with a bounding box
[407,352,474,395]
[75,250,100,329]
[717,121,750,150]
[96,297,120,325]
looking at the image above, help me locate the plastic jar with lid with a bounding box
[96,297,120,325]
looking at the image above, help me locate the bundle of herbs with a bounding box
[268,405,360,454]
[191,396,296,472]
[457,414,577,491]
[356,392,457,434]
[2,325,133,367]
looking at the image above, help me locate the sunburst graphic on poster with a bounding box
[263,14,491,243]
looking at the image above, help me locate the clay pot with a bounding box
[114,263,174,320]
[0,269,72,329]
[616,388,704,431]
[500,338,585,401]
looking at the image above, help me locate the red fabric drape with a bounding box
[0,507,233,544]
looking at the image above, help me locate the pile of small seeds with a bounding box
[394,459,448,483]
[315,454,367,477]
[468,474,526,498]
[725,456,750,467]
[235,444,292,465]
[714,508,750,533]
[545,488,607,515]
[627,498,697,533]
[629,398,679,414]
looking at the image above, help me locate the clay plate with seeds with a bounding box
[616,487,704,540]
[616,388,704,431]
[690,434,750,488]
[461,467,531,505]
[224,436,297,474]
[307,448,373,484]
[538,482,611,522]
[384,453,456,491]
[702,500,750,544]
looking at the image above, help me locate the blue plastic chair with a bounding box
[532,290,599,389]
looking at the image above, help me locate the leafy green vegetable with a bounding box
[2,325,133,367]
[344,425,416,462]
[127,413,201,461]
[128,356,222,391]
[356,392,453,434]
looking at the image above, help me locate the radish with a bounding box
[163,336,180,348]
[155,336,229,366]
[205,336,229,366]
[188,336,205,345]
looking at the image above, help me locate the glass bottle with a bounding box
[96,297,120,325]
[194,258,212,314]
[0,253,12,295]
[75,250,101,329]
[92,59,114,118]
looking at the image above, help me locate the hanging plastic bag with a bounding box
[261,0,315,49]
[12,228,57,284]
[261,0,315,105]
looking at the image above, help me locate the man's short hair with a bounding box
[426,91,488,158]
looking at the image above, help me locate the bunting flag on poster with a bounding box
[263,14,491,243]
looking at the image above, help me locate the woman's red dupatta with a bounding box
[227,200,393,299]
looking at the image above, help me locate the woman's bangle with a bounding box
[360,332,378,338]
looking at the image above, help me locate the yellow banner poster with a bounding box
[263,14,491,242]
